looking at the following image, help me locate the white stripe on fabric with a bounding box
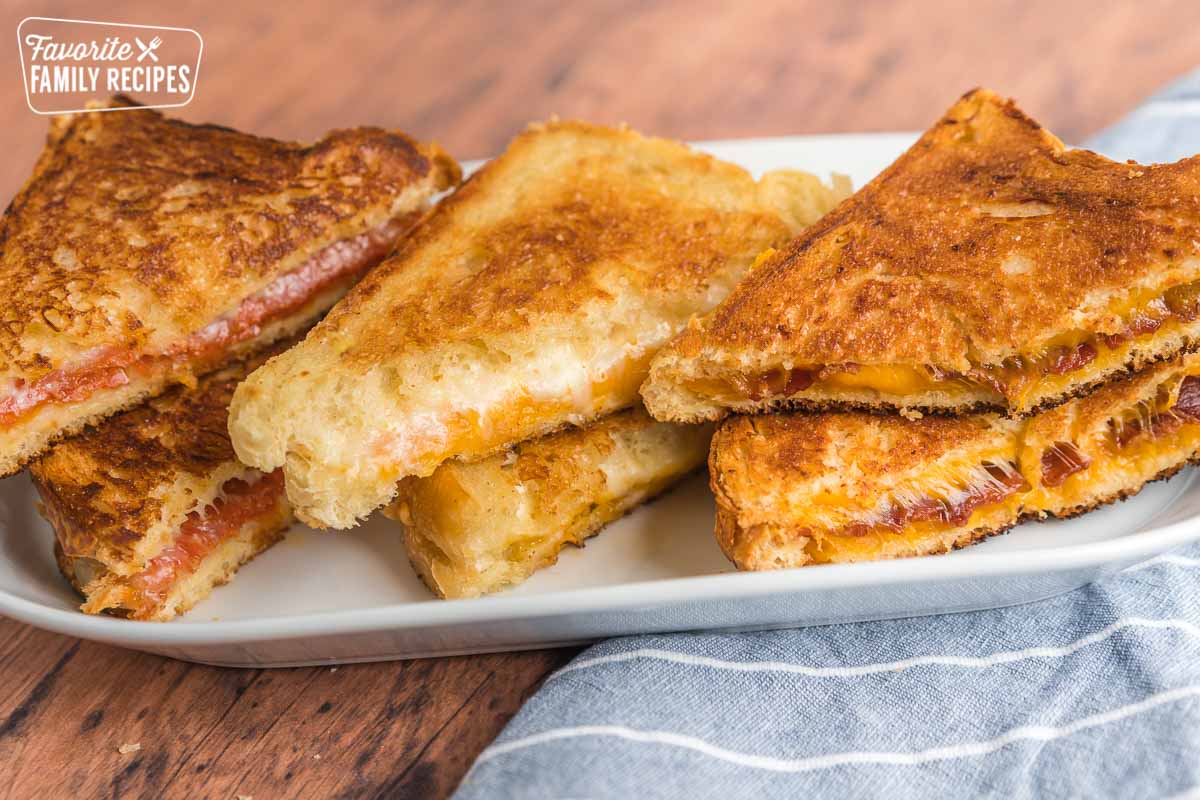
[1125,554,1200,573]
[548,617,1200,682]
[474,686,1200,774]
[1167,787,1200,800]
[1130,99,1200,119]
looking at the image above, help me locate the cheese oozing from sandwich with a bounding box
[710,352,1200,570]
[686,278,1200,413]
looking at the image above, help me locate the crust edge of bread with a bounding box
[54,499,292,621]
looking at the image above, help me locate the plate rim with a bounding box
[3,467,1196,647]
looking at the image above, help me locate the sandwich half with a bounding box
[643,88,1200,423]
[230,119,848,528]
[710,351,1200,571]
[30,346,295,621]
[385,408,713,598]
[0,96,458,476]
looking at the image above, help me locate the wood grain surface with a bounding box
[2,1,1199,797]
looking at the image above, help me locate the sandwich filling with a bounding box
[369,349,655,482]
[0,214,416,430]
[387,409,713,599]
[834,461,1029,540]
[798,374,1200,564]
[690,279,1200,411]
[126,469,286,614]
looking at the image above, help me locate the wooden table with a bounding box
[2,1,1198,796]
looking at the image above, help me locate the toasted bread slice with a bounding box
[711,351,1200,570]
[230,120,848,528]
[30,345,296,621]
[385,408,712,598]
[643,88,1200,423]
[0,96,459,477]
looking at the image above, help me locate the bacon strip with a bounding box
[971,285,1200,392]
[1034,286,1200,380]
[1175,375,1200,419]
[1045,343,1098,376]
[839,461,1028,538]
[1040,441,1091,487]
[732,367,815,401]
[0,215,414,429]
[130,469,285,606]
[1111,375,1200,447]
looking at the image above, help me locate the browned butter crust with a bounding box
[691,89,1200,363]
[320,119,803,359]
[0,96,458,475]
[646,88,1200,419]
[3,96,456,380]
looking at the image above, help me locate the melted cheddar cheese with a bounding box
[816,365,949,396]
[373,351,652,482]
[693,279,1200,408]
[799,369,1200,565]
[804,490,1026,564]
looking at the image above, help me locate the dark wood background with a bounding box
[2,1,1198,797]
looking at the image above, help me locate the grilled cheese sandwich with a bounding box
[710,352,1200,570]
[229,120,848,528]
[642,88,1200,423]
[0,96,458,476]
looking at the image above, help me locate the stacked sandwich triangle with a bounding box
[641,88,1200,570]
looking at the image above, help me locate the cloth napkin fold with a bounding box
[455,72,1200,800]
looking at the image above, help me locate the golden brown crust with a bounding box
[712,502,1021,570]
[5,96,457,379]
[328,120,802,354]
[2,96,458,471]
[230,119,846,528]
[645,88,1200,419]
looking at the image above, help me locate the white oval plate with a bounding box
[3,133,1197,667]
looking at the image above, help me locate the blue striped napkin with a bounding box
[455,72,1200,800]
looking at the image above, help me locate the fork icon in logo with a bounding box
[135,36,162,62]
